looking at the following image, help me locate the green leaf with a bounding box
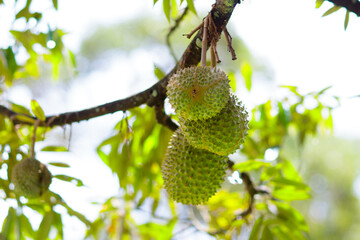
[138,220,176,240]
[163,0,171,22]
[14,114,36,124]
[37,211,54,240]
[186,0,197,15]
[234,160,271,172]
[274,202,309,232]
[241,62,252,91]
[154,65,165,80]
[0,131,18,145]
[53,212,64,239]
[153,0,159,5]
[10,102,31,115]
[68,49,77,68]
[52,0,58,9]
[315,0,324,8]
[53,175,85,187]
[249,215,264,240]
[2,207,16,236]
[280,160,302,181]
[344,10,350,30]
[273,188,311,201]
[170,0,179,18]
[51,192,92,226]
[315,85,332,97]
[280,85,302,97]
[41,145,68,152]
[31,99,46,121]
[228,72,236,92]
[4,47,18,75]
[324,109,333,130]
[151,197,160,215]
[48,162,70,168]
[271,225,293,240]
[270,178,310,190]
[260,166,280,181]
[19,214,35,237]
[261,225,274,240]
[322,5,341,17]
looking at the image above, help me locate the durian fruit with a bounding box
[11,158,52,198]
[162,129,228,205]
[179,94,249,156]
[167,66,230,120]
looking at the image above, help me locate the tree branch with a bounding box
[0,0,240,127]
[326,0,360,16]
[154,102,179,131]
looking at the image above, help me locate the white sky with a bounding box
[1,0,360,239]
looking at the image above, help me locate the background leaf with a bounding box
[53,175,85,187]
[322,5,341,17]
[31,99,46,121]
[344,10,350,30]
[241,61,252,91]
[163,0,171,21]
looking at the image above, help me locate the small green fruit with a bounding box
[12,158,52,198]
[179,94,249,156]
[167,66,230,120]
[161,129,228,205]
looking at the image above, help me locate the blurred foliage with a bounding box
[293,137,360,240]
[0,0,75,91]
[0,0,359,240]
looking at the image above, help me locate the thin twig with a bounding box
[30,119,41,158]
[184,22,204,39]
[210,43,216,67]
[207,13,221,64]
[201,16,209,67]
[223,26,237,60]
[214,45,221,63]
[166,7,189,62]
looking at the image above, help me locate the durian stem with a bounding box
[201,16,209,67]
[210,43,216,67]
[223,26,237,60]
[30,119,40,158]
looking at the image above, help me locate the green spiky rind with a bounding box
[167,66,230,120]
[11,158,52,198]
[162,129,228,205]
[179,94,249,156]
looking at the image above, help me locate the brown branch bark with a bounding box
[154,102,179,131]
[326,0,360,16]
[0,0,240,127]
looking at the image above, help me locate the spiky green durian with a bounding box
[161,129,228,205]
[167,66,230,120]
[179,94,249,156]
[11,158,52,198]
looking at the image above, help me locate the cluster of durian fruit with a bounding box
[162,66,249,205]
[11,157,52,198]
